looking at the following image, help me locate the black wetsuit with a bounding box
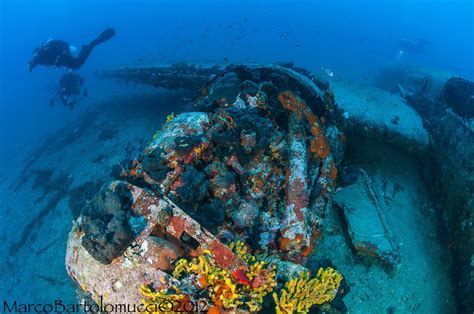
[60,72,85,95]
[50,72,86,108]
[28,27,116,72]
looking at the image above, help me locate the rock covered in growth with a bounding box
[80,182,136,264]
[144,236,181,271]
[146,112,211,156]
[209,72,241,104]
[129,66,344,263]
[68,180,103,219]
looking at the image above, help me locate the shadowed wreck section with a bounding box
[376,63,474,312]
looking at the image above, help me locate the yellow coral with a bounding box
[166,112,175,123]
[142,242,346,313]
[139,285,185,314]
[229,240,256,264]
[191,142,208,158]
[172,253,242,309]
[243,260,277,311]
[171,242,277,312]
[230,241,277,311]
[269,141,284,162]
[273,267,343,314]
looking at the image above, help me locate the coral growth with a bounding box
[166,112,175,123]
[140,244,343,313]
[139,285,187,313]
[278,90,330,159]
[141,242,277,312]
[229,240,256,264]
[273,267,343,313]
[68,64,349,311]
[172,245,277,312]
[172,253,242,309]
[80,182,135,264]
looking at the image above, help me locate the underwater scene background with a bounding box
[1,0,473,160]
[0,0,473,313]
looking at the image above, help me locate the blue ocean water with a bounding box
[0,0,472,312]
[0,0,472,161]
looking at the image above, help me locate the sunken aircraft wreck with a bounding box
[65,62,473,313]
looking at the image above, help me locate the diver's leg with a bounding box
[68,45,93,69]
[68,28,116,69]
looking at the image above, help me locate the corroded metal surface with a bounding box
[280,112,310,260]
[97,63,223,91]
[66,181,248,307]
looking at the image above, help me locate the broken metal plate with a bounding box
[333,171,400,267]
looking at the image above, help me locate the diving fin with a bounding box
[91,27,116,47]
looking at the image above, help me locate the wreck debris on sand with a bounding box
[67,63,348,312]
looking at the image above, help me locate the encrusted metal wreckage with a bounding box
[66,63,350,312]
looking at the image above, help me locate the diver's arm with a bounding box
[28,60,37,72]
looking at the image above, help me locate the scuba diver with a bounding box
[28,27,116,72]
[398,38,428,53]
[395,38,429,62]
[50,71,87,108]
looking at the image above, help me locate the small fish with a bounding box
[321,67,335,77]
